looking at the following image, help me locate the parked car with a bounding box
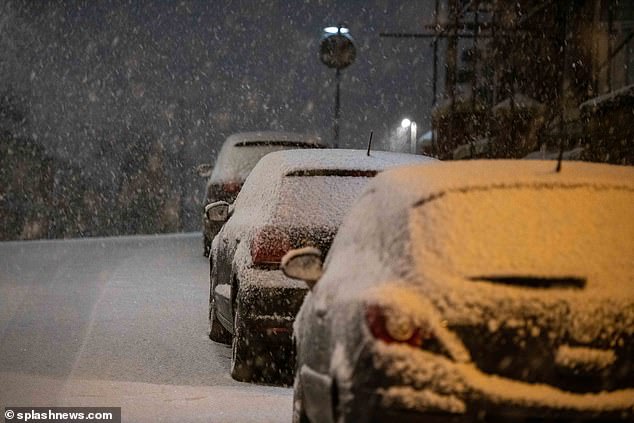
[200,131,325,256]
[206,149,435,385]
[283,160,634,422]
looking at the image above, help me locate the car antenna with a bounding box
[366,131,373,156]
[555,139,564,173]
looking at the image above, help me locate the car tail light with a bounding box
[223,181,241,194]
[250,226,291,267]
[365,304,435,347]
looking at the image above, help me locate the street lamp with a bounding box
[401,118,417,154]
[320,24,356,148]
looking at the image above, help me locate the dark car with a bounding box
[200,131,325,256]
[283,160,634,422]
[206,149,435,385]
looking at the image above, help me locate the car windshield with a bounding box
[273,174,375,230]
[410,185,634,287]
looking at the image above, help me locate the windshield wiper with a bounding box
[469,276,586,289]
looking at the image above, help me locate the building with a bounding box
[419,0,632,163]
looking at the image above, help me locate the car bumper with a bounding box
[237,266,308,319]
[241,313,295,342]
[370,343,634,421]
[302,342,634,422]
[374,385,634,422]
[235,266,308,364]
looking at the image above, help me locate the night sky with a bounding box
[1,0,445,233]
[2,0,439,161]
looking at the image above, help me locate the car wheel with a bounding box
[292,374,310,423]
[230,299,254,382]
[208,299,231,344]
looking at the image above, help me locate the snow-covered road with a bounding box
[0,233,291,422]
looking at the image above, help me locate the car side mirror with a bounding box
[281,247,323,290]
[196,163,213,178]
[205,201,230,222]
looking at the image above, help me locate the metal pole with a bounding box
[592,0,600,95]
[432,0,439,107]
[491,9,498,107]
[334,68,341,148]
[556,0,570,170]
[472,1,479,109]
[608,3,614,92]
[447,0,459,154]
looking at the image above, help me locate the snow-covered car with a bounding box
[283,160,634,422]
[206,149,435,385]
[200,131,325,256]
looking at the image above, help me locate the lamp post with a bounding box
[320,24,356,148]
[401,118,417,154]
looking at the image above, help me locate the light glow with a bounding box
[401,118,412,128]
[324,26,350,34]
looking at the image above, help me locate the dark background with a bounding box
[1,0,441,238]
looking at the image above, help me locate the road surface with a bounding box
[0,233,292,422]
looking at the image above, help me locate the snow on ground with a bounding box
[1,372,291,423]
[0,233,291,422]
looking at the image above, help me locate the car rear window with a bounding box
[273,175,375,230]
[410,185,634,287]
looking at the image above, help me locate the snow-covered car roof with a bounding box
[209,131,325,183]
[322,159,634,297]
[227,149,435,234]
[369,159,634,207]
[253,148,434,176]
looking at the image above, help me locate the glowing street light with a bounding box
[401,118,417,154]
[323,26,350,34]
